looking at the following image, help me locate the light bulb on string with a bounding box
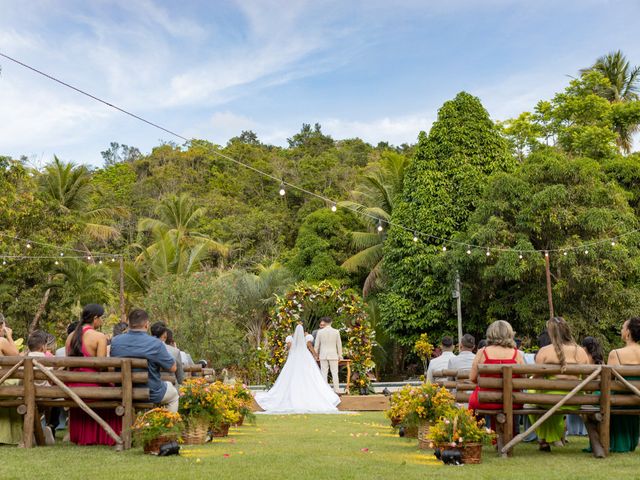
[377,220,384,233]
[87,255,92,261]
[611,240,616,246]
[278,181,286,196]
[544,252,549,258]
[442,245,447,252]
[519,252,523,260]
[466,248,472,255]
[584,249,589,255]
[59,252,64,257]
[563,251,568,256]
[2,260,6,266]
[26,243,32,249]
[486,249,491,257]
[330,203,337,212]
[111,258,116,262]
[412,232,418,243]
[54,260,59,265]
[98,260,103,265]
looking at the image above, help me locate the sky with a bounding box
[1,0,639,167]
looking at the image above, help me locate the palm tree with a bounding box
[138,193,228,257]
[339,151,410,296]
[219,263,294,347]
[39,156,126,241]
[48,259,113,306]
[581,50,640,152]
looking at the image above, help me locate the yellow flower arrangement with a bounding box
[132,408,184,446]
[428,407,495,446]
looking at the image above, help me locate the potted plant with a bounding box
[232,382,255,426]
[404,382,455,449]
[414,334,434,376]
[207,382,241,437]
[386,384,413,429]
[179,378,212,445]
[132,408,183,455]
[428,407,495,464]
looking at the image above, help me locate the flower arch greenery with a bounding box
[265,281,376,394]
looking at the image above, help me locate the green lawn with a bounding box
[2,412,640,479]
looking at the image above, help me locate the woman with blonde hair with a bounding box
[531,316,589,451]
[469,320,525,419]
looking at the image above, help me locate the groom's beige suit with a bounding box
[314,325,342,393]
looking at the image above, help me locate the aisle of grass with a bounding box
[2,412,640,479]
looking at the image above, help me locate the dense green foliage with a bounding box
[2,51,640,375]
[380,92,514,346]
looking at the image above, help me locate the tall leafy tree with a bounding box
[340,151,410,296]
[450,148,640,346]
[580,50,640,153]
[379,92,513,345]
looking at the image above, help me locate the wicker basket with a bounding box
[143,435,177,455]
[211,423,231,438]
[458,442,483,464]
[182,417,209,445]
[404,425,418,439]
[417,422,431,450]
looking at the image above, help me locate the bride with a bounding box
[255,324,340,414]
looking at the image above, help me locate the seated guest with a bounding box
[0,318,19,356]
[531,317,589,452]
[150,322,185,385]
[448,334,476,374]
[426,336,455,382]
[26,331,56,444]
[111,309,178,412]
[44,333,56,357]
[582,337,604,365]
[607,317,640,453]
[0,319,21,445]
[56,321,78,357]
[66,304,122,446]
[469,320,525,424]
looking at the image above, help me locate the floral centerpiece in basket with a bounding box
[232,382,255,426]
[132,408,183,454]
[428,407,495,464]
[385,384,414,428]
[405,382,455,448]
[207,381,242,437]
[179,378,213,445]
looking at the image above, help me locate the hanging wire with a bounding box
[0,51,637,255]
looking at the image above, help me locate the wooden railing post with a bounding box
[502,365,514,457]
[122,359,133,450]
[22,358,35,448]
[599,366,611,456]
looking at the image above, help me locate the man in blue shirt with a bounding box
[110,309,179,412]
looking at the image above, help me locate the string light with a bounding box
[86,256,92,260]
[377,220,384,233]
[413,233,418,243]
[563,251,568,256]
[519,252,523,259]
[26,243,32,249]
[111,258,116,262]
[54,260,59,265]
[0,53,635,259]
[2,260,6,266]
[611,240,616,246]
[544,252,549,257]
[330,203,337,212]
[486,249,491,257]
[442,245,447,252]
[466,248,472,255]
[60,252,64,257]
[584,249,589,255]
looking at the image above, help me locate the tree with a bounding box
[379,92,514,345]
[287,123,335,156]
[39,156,125,242]
[450,148,640,346]
[48,259,113,307]
[100,142,142,167]
[218,263,295,347]
[581,50,640,103]
[286,208,357,284]
[340,151,410,296]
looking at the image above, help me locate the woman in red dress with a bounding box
[66,304,122,446]
[469,320,524,429]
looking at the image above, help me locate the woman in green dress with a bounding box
[531,317,589,452]
[607,317,640,453]
[0,322,23,445]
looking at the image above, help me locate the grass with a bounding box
[2,412,640,479]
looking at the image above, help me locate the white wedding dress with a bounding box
[255,325,340,414]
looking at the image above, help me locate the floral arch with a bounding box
[265,281,376,394]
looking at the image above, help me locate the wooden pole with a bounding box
[0,359,24,386]
[599,367,611,456]
[500,366,602,454]
[611,369,640,398]
[22,358,36,448]
[455,272,463,348]
[121,359,133,450]
[544,251,554,318]
[32,360,123,448]
[119,256,126,324]
[502,366,514,457]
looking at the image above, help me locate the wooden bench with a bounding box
[0,356,154,450]
[435,364,640,457]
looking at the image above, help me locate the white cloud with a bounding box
[322,115,432,146]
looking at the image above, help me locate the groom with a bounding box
[314,317,343,393]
